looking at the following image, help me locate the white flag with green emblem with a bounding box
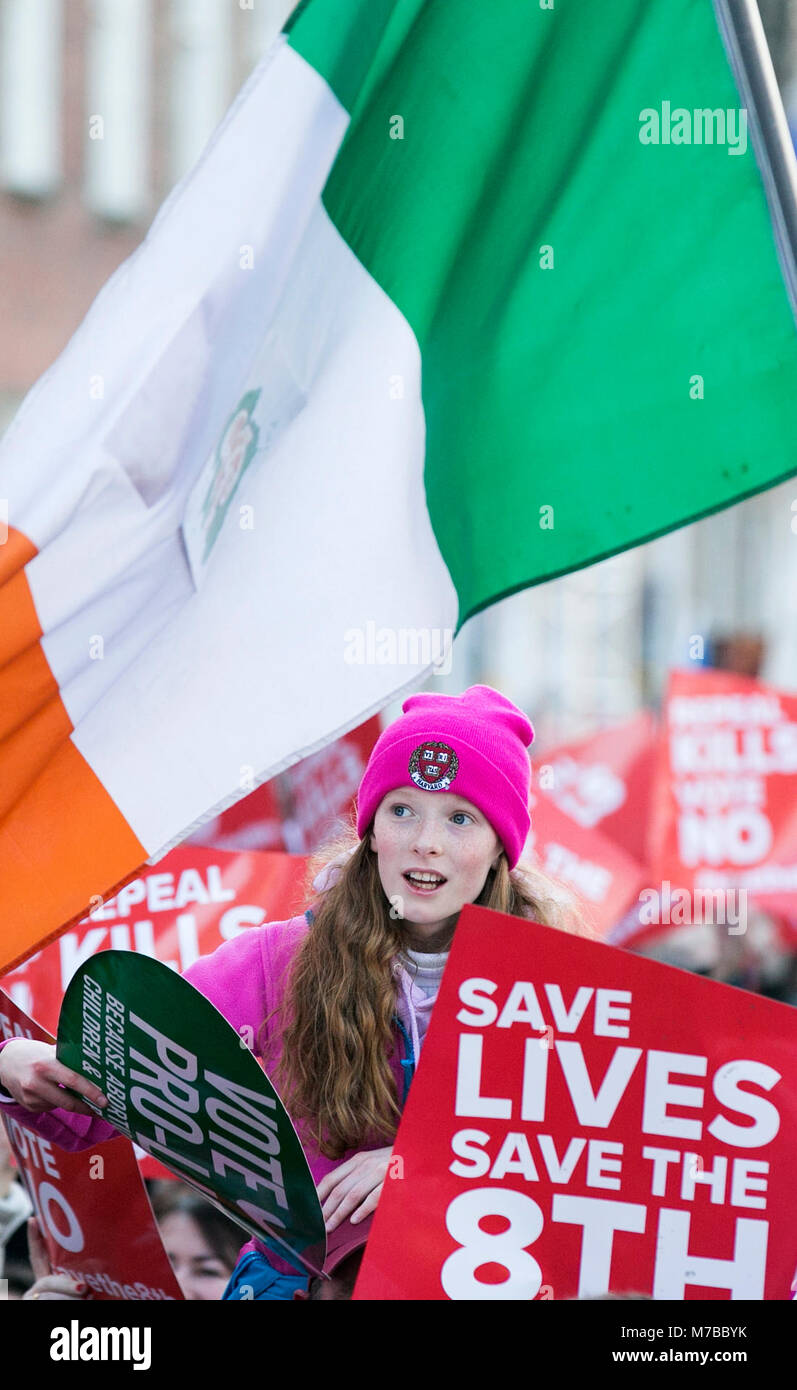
[2,0,797,971]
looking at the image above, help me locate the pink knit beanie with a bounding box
[356,685,534,869]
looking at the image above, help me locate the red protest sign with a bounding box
[188,716,380,854]
[637,669,797,946]
[534,711,658,867]
[0,990,183,1301]
[187,780,285,853]
[0,847,309,1035]
[354,905,797,1301]
[526,793,645,938]
[275,715,381,853]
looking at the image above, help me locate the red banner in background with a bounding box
[278,715,381,852]
[355,905,797,1301]
[526,794,645,939]
[533,711,658,869]
[0,847,309,1179]
[0,847,309,1037]
[188,716,381,854]
[632,669,797,948]
[187,779,285,853]
[0,991,183,1300]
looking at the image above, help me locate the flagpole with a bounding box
[714,0,797,319]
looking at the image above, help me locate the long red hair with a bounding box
[268,823,590,1159]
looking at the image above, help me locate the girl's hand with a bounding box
[0,1040,108,1117]
[317,1146,393,1233]
[24,1218,88,1300]
[23,1273,88,1301]
[0,1123,17,1199]
[27,1215,52,1283]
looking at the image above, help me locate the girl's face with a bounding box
[158,1211,233,1301]
[370,785,503,949]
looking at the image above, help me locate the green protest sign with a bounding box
[56,951,326,1276]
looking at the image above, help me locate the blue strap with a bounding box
[392,1012,416,1105]
[222,1251,308,1302]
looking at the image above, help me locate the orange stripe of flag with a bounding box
[0,696,74,822]
[0,738,148,974]
[0,570,42,667]
[0,530,148,973]
[0,524,37,586]
[0,643,61,744]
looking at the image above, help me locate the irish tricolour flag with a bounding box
[2,0,797,970]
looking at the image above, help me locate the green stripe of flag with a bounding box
[289,0,797,627]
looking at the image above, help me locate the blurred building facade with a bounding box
[0,0,292,422]
[2,0,797,747]
[433,0,797,745]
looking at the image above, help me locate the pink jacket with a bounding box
[0,915,427,1181]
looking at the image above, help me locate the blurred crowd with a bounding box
[0,1123,363,1302]
[0,1126,235,1300]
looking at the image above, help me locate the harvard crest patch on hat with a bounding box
[408,741,459,791]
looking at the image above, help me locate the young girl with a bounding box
[0,685,583,1299]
